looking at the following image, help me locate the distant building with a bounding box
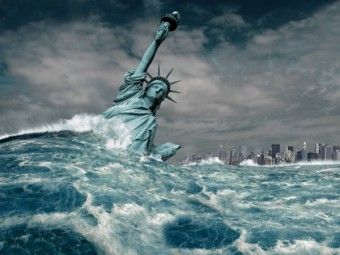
[333,145,340,154]
[271,144,280,164]
[301,141,307,161]
[258,150,265,165]
[229,148,236,165]
[320,145,333,160]
[324,146,333,160]
[315,143,320,154]
[264,155,273,165]
[320,144,326,159]
[248,151,256,162]
[285,147,294,163]
[334,150,340,161]
[320,146,324,159]
[308,152,318,161]
[296,151,302,161]
[237,152,245,163]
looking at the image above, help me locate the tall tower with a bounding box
[285,146,294,163]
[229,148,236,165]
[271,144,280,163]
[315,143,320,154]
[325,146,333,160]
[301,141,307,161]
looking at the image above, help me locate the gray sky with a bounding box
[0,0,339,161]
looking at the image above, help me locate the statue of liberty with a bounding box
[102,11,181,161]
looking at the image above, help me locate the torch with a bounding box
[161,11,180,31]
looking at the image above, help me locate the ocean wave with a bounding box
[0,120,339,254]
[239,159,258,166]
[235,231,339,255]
[183,157,224,166]
[0,113,131,150]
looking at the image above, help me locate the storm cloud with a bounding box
[0,0,339,161]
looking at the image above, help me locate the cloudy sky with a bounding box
[1,0,339,161]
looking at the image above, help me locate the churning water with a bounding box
[0,114,339,255]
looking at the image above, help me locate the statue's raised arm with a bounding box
[102,11,182,161]
[134,11,180,76]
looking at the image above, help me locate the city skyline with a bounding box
[181,140,340,165]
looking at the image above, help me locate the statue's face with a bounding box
[145,81,168,102]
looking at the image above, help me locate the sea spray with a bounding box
[0,117,339,254]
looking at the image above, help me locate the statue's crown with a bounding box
[145,63,181,103]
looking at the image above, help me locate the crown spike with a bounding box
[158,62,160,76]
[170,80,181,85]
[170,89,181,93]
[147,72,153,79]
[166,95,177,103]
[166,67,174,78]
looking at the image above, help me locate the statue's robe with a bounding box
[102,69,157,155]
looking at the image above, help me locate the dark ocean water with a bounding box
[0,114,339,255]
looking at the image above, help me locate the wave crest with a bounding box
[0,114,131,150]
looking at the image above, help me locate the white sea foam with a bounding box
[111,203,145,215]
[271,240,338,255]
[1,114,339,255]
[315,212,333,222]
[316,167,340,173]
[288,161,340,166]
[239,159,340,168]
[183,157,224,166]
[305,198,339,207]
[98,163,124,175]
[172,249,225,255]
[29,212,72,227]
[0,215,31,229]
[239,159,258,166]
[235,231,339,255]
[273,161,340,167]
[67,194,127,255]
[0,113,131,150]
[146,212,174,225]
[204,189,251,213]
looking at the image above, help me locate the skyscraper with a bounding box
[334,150,340,161]
[271,144,280,163]
[296,151,302,161]
[285,146,294,163]
[325,146,333,160]
[229,148,236,165]
[333,145,340,153]
[259,150,265,165]
[315,143,320,154]
[320,144,326,159]
[301,141,307,161]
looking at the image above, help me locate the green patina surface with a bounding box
[103,12,181,160]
